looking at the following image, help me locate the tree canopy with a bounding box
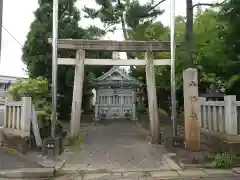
[22,0,112,120]
[22,0,240,117]
[218,0,240,96]
[127,6,240,105]
[83,0,165,39]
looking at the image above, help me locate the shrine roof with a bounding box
[95,66,138,82]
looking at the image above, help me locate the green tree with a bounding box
[22,0,111,120]
[192,9,228,91]
[128,9,231,108]
[83,0,164,39]
[128,17,185,91]
[127,20,172,111]
[220,0,240,96]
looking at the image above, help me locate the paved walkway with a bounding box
[0,147,42,170]
[58,120,179,171]
[1,120,239,180]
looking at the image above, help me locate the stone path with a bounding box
[59,120,179,171]
[0,147,42,170]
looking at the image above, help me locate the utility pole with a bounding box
[0,0,3,64]
[42,0,60,157]
[170,0,177,137]
[51,0,58,137]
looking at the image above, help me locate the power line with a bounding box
[2,25,23,47]
[1,25,28,77]
[2,25,112,48]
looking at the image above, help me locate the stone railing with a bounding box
[199,95,240,135]
[3,97,42,147]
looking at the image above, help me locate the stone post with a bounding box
[183,68,200,151]
[224,95,238,135]
[21,97,32,134]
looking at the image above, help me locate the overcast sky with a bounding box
[0,0,217,77]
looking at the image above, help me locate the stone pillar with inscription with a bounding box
[183,68,200,151]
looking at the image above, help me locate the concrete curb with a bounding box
[56,168,237,179]
[0,167,55,179]
[0,146,66,178]
[57,167,233,175]
[232,167,240,174]
[162,154,181,170]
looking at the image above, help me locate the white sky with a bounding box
[0,0,217,78]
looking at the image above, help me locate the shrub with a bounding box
[7,77,55,127]
[212,152,234,169]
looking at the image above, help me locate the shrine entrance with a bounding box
[96,86,136,120]
[91,65,140,120]
[48,39,171,144]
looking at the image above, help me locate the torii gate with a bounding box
[48,39,171,144]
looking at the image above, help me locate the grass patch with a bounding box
[68,134,84,147]
[4,147,18,153]
[211,152,234,169]
[211,153,240,169]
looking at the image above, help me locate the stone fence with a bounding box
[199,95,240,154]
[1,97,42,153]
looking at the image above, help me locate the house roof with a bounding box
[0,75,26,84]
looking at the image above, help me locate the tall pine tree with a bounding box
[83,0,164,39]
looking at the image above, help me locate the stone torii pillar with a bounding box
[145,51,160,144]
[70,49,85,137]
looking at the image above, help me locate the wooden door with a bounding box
[122,95,133,118]
[108,95,121,119]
